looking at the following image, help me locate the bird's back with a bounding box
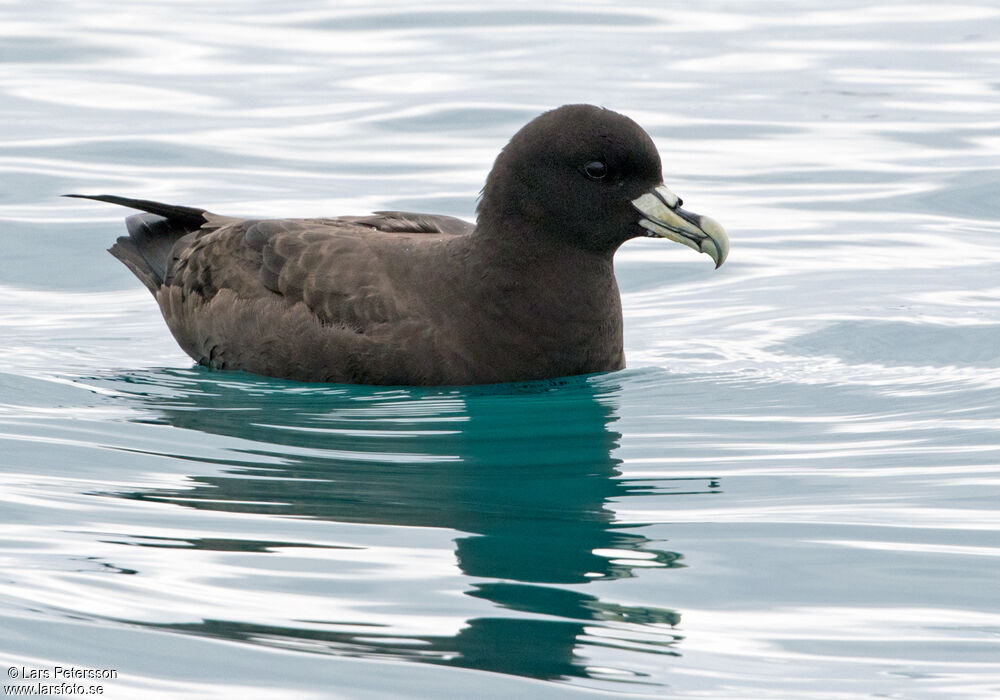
[92,193,478,383]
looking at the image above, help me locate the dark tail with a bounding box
[66,194,208,292]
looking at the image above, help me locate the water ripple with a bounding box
[3,1,1000,697]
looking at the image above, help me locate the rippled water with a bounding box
[2,1,1000,697]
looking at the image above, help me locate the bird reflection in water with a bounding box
[104,369,718,685]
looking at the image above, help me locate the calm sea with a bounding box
[2,1,999,697]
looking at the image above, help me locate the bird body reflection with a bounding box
[104,370,712,685]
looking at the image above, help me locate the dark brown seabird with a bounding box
[68,104,728,385]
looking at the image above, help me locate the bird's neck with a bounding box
[470,214,616,273]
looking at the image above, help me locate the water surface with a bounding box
[2,1,999,697]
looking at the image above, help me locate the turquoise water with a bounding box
[3,1,1000,697]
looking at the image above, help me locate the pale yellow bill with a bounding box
[631,185,729,268]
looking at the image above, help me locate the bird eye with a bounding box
[583,161,608,180]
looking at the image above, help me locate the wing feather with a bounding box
[168,217,448,332]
